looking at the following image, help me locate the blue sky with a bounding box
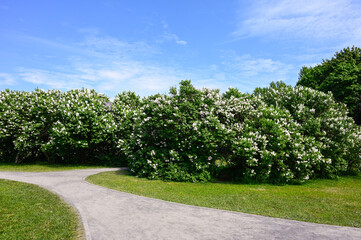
[1,0,361,98]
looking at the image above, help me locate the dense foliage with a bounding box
[126,81,360,183]
[254,82,361,177]
[1,80,360,183]
[43,89,119,165]
[297,46,361,124]
[125,81,230,182]
[0,89,126,165]
[0,89,60,163]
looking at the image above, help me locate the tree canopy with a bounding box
[297,46,361,124]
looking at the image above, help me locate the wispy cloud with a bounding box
[192,72,230,91]
[157,22,187,45]
[7,32,189,97]
[0,29,191,97]
[0,73,16,86]
[81,35,157,56]
[234,0,361,44]
[6,31,295,96]
[223,54,290,77]
[16,60,185,97]
[219,52,295,91]
[178,53,295,94]
[161,33,187,45]
[16,33,93,55]
[2,24,294,97]
[17,68,91,90]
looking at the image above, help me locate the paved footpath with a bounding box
[1,168,360,240]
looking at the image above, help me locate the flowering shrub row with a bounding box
[126,81,360,183]
[1,81,360,183]
[124,83,230,182]
[0,88,131,165]
[254,82,361,177]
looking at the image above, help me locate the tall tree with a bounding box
[297,46,361,124]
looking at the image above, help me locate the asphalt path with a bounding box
[1,168,360,240]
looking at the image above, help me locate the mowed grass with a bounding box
[0,179,81,240]
[0,162,106,172]
[87,170,361,228]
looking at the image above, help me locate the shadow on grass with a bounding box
[110,168,361,188]
[115,169,130,175]
[111,170,289,187]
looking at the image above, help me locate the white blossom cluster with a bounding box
[1,81,360,184]
[0,88,121,165]
[125,81,361,183]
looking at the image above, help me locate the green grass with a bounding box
[87,170,361,228]
[0,179,81,240]
[0,162,106,172]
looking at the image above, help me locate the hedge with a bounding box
[1,81,360,183]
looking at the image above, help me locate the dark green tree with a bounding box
[297,46,361,124]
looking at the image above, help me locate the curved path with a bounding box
[1,169,360,240]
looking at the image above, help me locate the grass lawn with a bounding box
[0,179,81,240]
[87,170,361,228]
[0,162,106,172]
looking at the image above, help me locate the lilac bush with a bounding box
[0,89,60,163]
[0,81,359,183]
[125,81,229,182]
[112,91,142,165]
[42,89,119,165]
[125,81,360,183]
[221,94,323,183]
[0,88,124,165]
[254,82,361,177]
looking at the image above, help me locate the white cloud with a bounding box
[222,53,292,76]
[220,52,295,91]
[158,22,187,45]
[234,0,361,44]
[16,59,185,97]
[0,73,16,86]
[224,54,288,77]
[2,22,195,97]
[157,32,187,45]
[1,31,188,97]
[81,35,156,56]
[160,33,187,45]
[176,39,187,45]
[18,68,91,90]
[97,70,126,81]
[91,61,184,94]
[193,72,230,91]
[3,28,294,97]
